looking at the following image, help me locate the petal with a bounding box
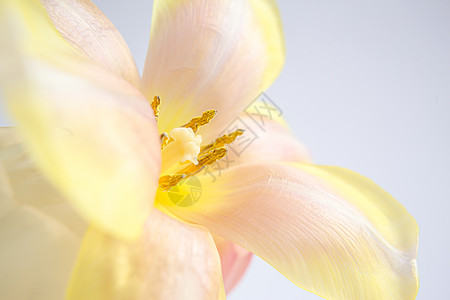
[226,97,312,165]
[67,209,225,300]
[0,0,161,239]
[142,0,285,140]
[0,158,14,219]
[0,127,87,235]
[0,205,80,300]
[158,163,419,299]
[41,0,140,87]
[0,126,65,206]
[214,235,253,294]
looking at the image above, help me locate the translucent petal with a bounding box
[225,98,312,166]
[0,205,80,300]
[41,0,140,87]
[0,0,161,239]
[67,209,225,300]
[142,0,285,140]
[0,156,14,219]
[214,235,253,293]
[0,127,87,235]
[159,162,419,299]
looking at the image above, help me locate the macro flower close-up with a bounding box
[0,0,421,299]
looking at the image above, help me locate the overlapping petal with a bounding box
[214,235,253,294]
[142,0,285,140]
[0,127,64,207]
[41,0,140,87]
[0,0,161,239]
[0,127,86,235]
[67,209,225,300]
[0,163,80,300]
[212,99,311,294]
[159,163,419,299]
[0,159,13,219]
[226,98,312,166]
[0,1,419,300]
[0,206,80,300]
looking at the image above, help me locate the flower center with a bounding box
[151,96,243,191]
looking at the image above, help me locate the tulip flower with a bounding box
[0,0,419,299]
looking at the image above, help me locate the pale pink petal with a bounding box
[0,0,161,239]
[158,163,419,299]
[41,0,140,87]
[67,209,225,300]
[226,98,312,166]
[214,235,253,294]
[142,0,285,140]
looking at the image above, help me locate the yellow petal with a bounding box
[1,148,81,298]
[0,126,64,207]
[0,205,80,300]
[142,0,285,140]
[67,209,225,300]
[299,164,419,254]
[159,163,419,300]
[0,158,14,219]
[0,126,87,235]
[0,0,161,239]
[41,0,140,88]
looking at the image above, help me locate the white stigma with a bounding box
[169,127,202,165]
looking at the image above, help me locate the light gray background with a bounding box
[2,1,449,299]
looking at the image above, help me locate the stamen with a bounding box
[198,147,228,165]
[158,174,186,190]
[182,110,217,133]
[178,147,228,176]
[151,96,160,120]
[160,133,172,150]
[200,129,244,153]
[159,147,228,190]
[154,96,243,191]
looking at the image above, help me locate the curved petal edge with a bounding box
[159,162,419,300]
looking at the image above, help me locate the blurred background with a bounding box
[2,0,449,299]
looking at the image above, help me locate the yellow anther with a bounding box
[182,110,217,133]
[156,97,242,190]
[160,133,173,150]
[178,147,228,176]
[200,129,244,153]
[179,146,226,171]
[151,96,161,120]
[198,147,227,165]
[158,174,186,190]
[159,147,228,190]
